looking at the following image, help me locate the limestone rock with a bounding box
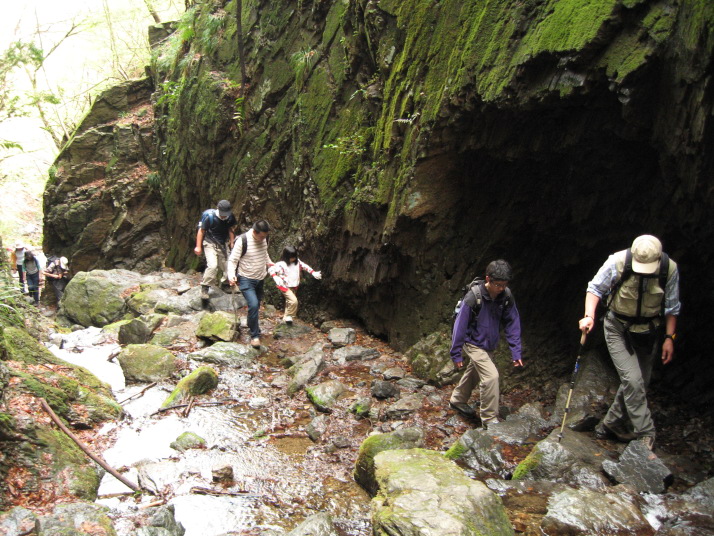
[170,432,206,452]
[333,345,380,363]
[383,367,406,380]
[196,311,238,342]
[396,376,426,390]
[187,342,258,367]
[161,366,219,408]
[137,505,185,536]
[486,402,550,445]
[602,440,673,493]
[274,322,312,339]
[0,507,37,536]
[541,488,652,535]
[60,269,142,327]
[372,449,514,536]
[512,429,613,490]
[287,344,325,395]
[405,331,460,386]
[445,428,511,478]
[385,394,424,420]
[353,427,425,495]
[306,380,346,413]
[306,414,329,441]
[117,344,177,383]
[328,327,356,347]
[118,317,153,345]
[371,380,399,399]
[37,501,117,536]
[286,512,339,536]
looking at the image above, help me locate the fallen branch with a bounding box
[39,398,143,494]
[182,395,196,418]
[190,486,257,497]
[139,499,166,509]
[150,399,240,416]
[118,382,157,405]
[106,348,121,362]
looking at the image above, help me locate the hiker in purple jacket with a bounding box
[449,259,523,427]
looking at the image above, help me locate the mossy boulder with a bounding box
[118,318,153,345]
[161,366,219,408]
[405,331,459,386]
[350,396,372,418]
[170,431,206,452]
[354,427,425,495]
[196,311,238,342]
[117,344,177,383]
[306,380,346,413]
[36,501,117,535]
[149,327,185,348]
[60,270,142,327]
[187,342,258,366]
[371,449,514,536]
[287,344,325,396]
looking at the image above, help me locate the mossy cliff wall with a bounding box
[47,1,714,404]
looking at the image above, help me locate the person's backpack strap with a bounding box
[658,252,670,317]
[462,282,482,312]
[241,233,248,258]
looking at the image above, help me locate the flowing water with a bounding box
[49,327,371,536]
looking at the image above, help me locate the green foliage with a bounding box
[233,96,245,132]
[147,171,161,191]
[290,47,318,87]
[198,11,227,54]
[153,7,198,75]
[322,133,366,156]
[156,80,183,108]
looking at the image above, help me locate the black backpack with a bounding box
[453,278,512,322]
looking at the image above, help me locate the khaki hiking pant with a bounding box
[450,343,499,423]
[602,313,657,438]
[201,241,228,287]
[284,287,299,318]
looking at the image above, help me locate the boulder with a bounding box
[136,505,185,536]
[405,331,460,386]
[602,440,673,493]
[541,488,652,535]
[118,317,153,345]
[306,380,346,413]
[187,342,258,367]
[287,344,325,396]
[512,429,613,490]
[445,428,512,478]
[126,286,169,315]
[350,396,372,418]
[372,449,514,536]
[61,269,142,327]
[170,432,207,452]
[286,512,339,536]
[328,327,356,347]
[485,402,550,445]
[149,327,189,348]
[161,366,219,408]
[0,507,37,535]
[396,376,426,390]
[306,414,329,442]
[383,367,406,380]
[551,349,620,430]
[37,501,117,535]
[117,344,177,383]
[371,380,399,399]
[385,394,424,420]
[212,465,234,485]
[274,322,312,339]
[333,345,380,363]
[353,427,425,495]
[196,311,238,342]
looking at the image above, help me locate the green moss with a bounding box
[443,439,467,461]
[305,386,327,408]
[161,366,219,408]
[511,449,543,480]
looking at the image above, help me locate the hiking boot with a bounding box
[250,338,261,348]
[449,402,476,417]
[284,315,293,324]
[594,421,636,442]
[482,417,500,429]
[638,435,655,451]
[200,285,210,300]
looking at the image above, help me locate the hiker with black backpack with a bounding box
[43,256,70,303]
[449,260,523,428]
[578,235,681,451]
[194,200,238,300]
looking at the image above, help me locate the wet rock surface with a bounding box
[602,440,674,493]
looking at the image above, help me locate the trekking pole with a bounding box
[557,331,587,443]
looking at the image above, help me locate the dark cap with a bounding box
[217,200,232,218]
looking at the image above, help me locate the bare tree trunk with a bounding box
[143,0,161,23]
[236,0,246,88]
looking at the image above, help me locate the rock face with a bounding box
[371,448,514,536]
[43,77,166,274]
[45,1,714,404]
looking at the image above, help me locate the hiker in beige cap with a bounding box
[578,235,681,451]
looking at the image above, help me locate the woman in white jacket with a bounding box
[270,246,321,324]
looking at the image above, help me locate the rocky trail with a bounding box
[0,268,713,535]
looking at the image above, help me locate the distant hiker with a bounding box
[226,220,273,348]
[194,200,238,300]
[10,243,27,293]
[269,245,322,324]
[43,256,70,303]
[23,250,44,305]
[449,260,523,427]
[579,235,680,451]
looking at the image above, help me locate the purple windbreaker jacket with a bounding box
[450,282,522,363]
